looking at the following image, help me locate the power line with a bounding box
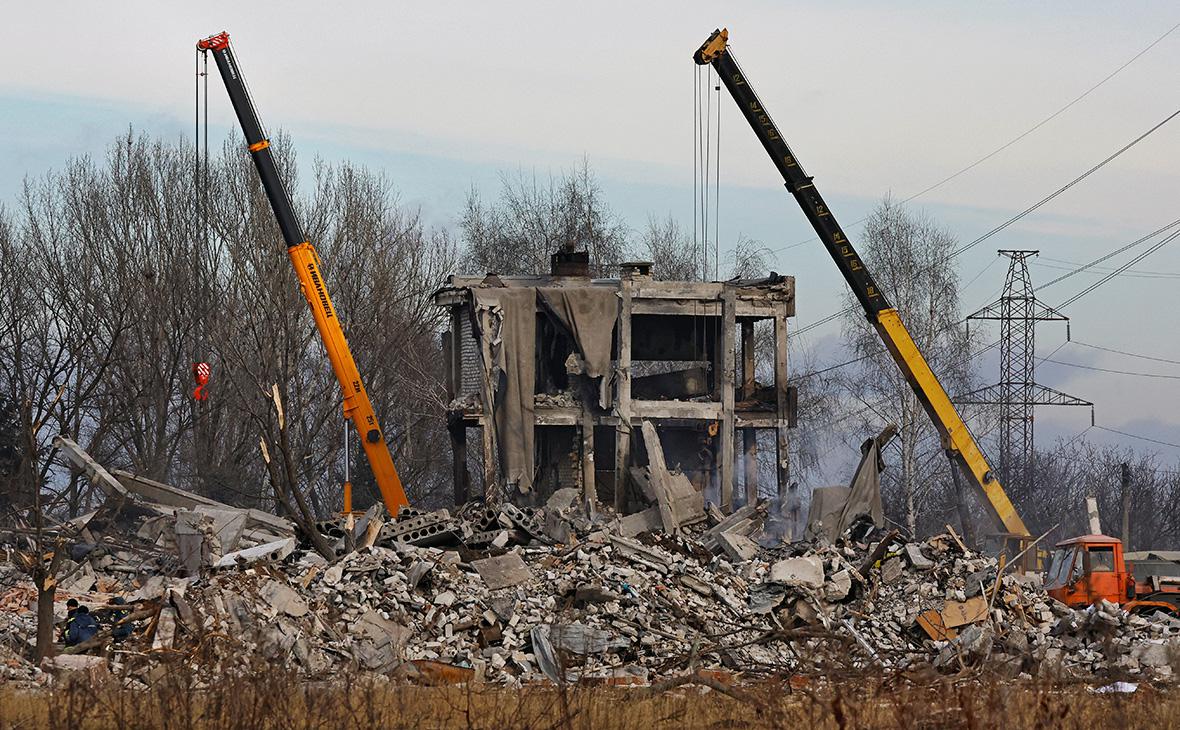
[1034,256,1180,279]
[1073,340,1180,367]
[1057,227,1180,308]
[951,106,1180,259]
[1034,218,1180,291]
[769,22,1180,255]
[1095,425,1180,451]
[1041,357,1180,380]
[792,110,1180,340]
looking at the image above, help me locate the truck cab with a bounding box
[1045,534,1180,613]
[1045,534,1131,607]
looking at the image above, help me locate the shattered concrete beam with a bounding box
[113,469,294,535]
[214,537,296,568]
[54,436,129,500]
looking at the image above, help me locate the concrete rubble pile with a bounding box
[2,441,1179,686]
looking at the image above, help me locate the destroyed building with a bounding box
[433,252,798,530]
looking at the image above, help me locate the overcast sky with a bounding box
[3,1,1180,474]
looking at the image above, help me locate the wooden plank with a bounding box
[614,277,633,512]
[720,288,736,513]
[480,418,496,501]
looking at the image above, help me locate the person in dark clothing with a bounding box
[64,605,99,647]
[60,598,79,643]
[109,597,133,642]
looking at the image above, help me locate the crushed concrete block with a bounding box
[472,552,532,590]
[261,580,309,618]
[616,507,662,538]
[769,556,824,589]
[44,654,109,676]
[880,556,903,583]
[904,543,934,570]
[824,569,852,602]
[1133,641,1175,668]
[716,531,759,563]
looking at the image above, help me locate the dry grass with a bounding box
[0,662,1175,730]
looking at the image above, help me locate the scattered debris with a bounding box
[5,446,1180,690]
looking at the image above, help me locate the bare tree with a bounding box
[636,215,700,280]
[461,159,627,277]
[726,235,774,280]
[838,198,978,537]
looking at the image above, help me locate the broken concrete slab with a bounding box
[607,534,671,572]
[716,531,759,563]
[471,552,532,590]
[174,510,207,574]
[194,507,249,554]
[769,556,824,589]
[261,580,309,618]
[113,469,294,535]
[549,622,630,655]
[214,537,296,568]
[638,421,705,532]
[54,436,129,500]
[616,506,662,538]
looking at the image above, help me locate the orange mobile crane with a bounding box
[197,31,409,514]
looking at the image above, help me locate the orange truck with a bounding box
[1044,533,1180,614]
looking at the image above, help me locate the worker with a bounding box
[60,598,79,642]
[109,597,133,642]
[64,604,99,647]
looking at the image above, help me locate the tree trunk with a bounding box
[34,579,56,663]
[949,452,976,548]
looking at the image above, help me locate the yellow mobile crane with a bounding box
[197,31,409,514]
[695,29,1030,541]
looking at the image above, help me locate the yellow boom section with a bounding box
[874,309,1029,536]
[287,242,410,513]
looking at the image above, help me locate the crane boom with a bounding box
[197,31,409,514]
[695,29,1028,537]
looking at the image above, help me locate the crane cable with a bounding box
[192,49,212,404]
[770,21,1180,256]
[792,105,1180,340]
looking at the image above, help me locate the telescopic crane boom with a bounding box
[197,31,409,514]
[694,28,1029,538]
